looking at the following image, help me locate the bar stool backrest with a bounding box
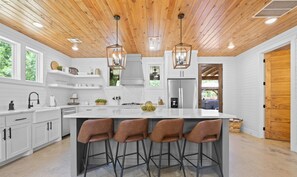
[114,118,148,143]
[187,119,222,143]
[78,118,113,144]
[150,118,184,142]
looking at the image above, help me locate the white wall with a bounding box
[236,25,297,152]
[197,57,238,115]
[71,57,165,105]
[0,24,72,110]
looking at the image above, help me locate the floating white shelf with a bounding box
[48,70,101,78]
[48,84,101,90]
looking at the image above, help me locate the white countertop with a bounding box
[0,107,61,116]
[64,108,236,119]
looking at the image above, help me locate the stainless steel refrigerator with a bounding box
[167,78,197,108]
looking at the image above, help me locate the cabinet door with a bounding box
[6,123,31,159]
[0,127,6,163]
[49,119,61,142]
[32,122,49,148]
[166,52,181,78]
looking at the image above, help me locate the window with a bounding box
[0,38,15,78]
[149,66,161,87]
[25,48,43,83]
[109,68,120,86]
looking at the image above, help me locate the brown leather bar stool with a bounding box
[148,118,186,177]
[182,119,223,177]
[77,118,117,177]
[113,118,150,177]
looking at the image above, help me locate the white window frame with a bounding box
[0,36,21,80]
[146,63,164,89]
[25,47,43,83]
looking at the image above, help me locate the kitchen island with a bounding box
[65,108,236,177]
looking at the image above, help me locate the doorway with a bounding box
[264,45,291,142]
[198,64,223,112]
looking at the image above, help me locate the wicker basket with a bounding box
[96,102,106,105]
[229,119,243,133]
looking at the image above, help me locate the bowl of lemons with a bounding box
[141,101,156,112]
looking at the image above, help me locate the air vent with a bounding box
[254,0,297,18]
[67,38,82,43]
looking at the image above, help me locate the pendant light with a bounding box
[106,15,127,70]
[172,13,192,69]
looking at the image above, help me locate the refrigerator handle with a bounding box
[181,87,184,108]
[178,88,181,108]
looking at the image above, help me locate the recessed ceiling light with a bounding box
[265,17,277,25]
[228,42,235,49]
[33,22,43,28]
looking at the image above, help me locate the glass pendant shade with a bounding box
[106,15,126,70]
[106,44,127,70]
[172,43,192,69]
[172,13,192,69]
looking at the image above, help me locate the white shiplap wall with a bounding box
[236,25,297,152]
[0,24,72,110]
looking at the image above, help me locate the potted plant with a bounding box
[57,65,63,71]
[95,99,107,105]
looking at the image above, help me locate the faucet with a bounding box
[28,92,40,109]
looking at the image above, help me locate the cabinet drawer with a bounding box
[0,116,4,127]
[6,113,32,127]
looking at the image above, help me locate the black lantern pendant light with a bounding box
[172,13,192,69]
[106,15,127,70]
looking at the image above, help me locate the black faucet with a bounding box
[28,92,40,109]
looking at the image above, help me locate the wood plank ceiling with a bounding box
[0,0,297,58]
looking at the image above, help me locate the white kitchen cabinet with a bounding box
[49,119,60,142]
[165,51,198,79]
[32,119,61,149]
[6,123,31,159]
[0,127,5,163]
[32,122,49,148]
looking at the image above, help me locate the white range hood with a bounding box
[120,54,144,86]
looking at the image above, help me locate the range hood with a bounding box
[120,54,144,86]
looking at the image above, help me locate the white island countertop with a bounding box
[64,108,236,119]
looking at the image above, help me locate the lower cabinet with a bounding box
[6,123,31,159]
[0,127,5,163]
[32,119,61,149]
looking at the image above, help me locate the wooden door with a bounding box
[6,123,31,159]
[265,48,290,141]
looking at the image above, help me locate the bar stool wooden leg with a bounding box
[107,139,118,177]
[83,142,91,177]
[176,141,186,177]
[120,142,127,177]
[141,140,151,177]
[213,142,224,177]
[158,142,163,177]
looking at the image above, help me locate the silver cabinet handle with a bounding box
[181,88,184,108]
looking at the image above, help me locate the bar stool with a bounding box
[113,118,150,177]
[148,118,186,177]
[182,119,223,177]
[77,118,117,177]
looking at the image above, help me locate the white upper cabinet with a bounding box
[165,50,198,79]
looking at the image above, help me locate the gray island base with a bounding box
[65,108,236,177]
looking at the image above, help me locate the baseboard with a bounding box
[241,126,260,138]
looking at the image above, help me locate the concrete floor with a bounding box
[0,133,297,177]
